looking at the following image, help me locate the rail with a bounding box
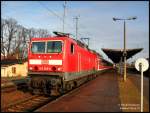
[1,95,53,112]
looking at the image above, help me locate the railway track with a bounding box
[1,77,30,93]
[1,83,28,93]
[1,95,55,112]
[1,74,98,112]
[2,83,83,112]
[1,85,17,93]
[2,70,111,112]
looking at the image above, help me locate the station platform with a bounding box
[36,70,149,112]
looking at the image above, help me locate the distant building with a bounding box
[1,59,28,77]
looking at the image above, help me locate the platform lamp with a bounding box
[113,16,137,82]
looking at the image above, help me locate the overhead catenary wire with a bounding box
[38,1,74,32]
[38,1,93,41]
[38,1,63,20]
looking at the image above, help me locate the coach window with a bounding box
[71,43,74,54]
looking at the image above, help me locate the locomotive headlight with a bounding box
[29,67,33,70]
[58,67,62,71]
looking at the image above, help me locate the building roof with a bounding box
[102,48,143,63]
[1,59,27,67]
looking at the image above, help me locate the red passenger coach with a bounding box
[28,32,110,95]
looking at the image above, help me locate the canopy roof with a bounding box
[102,48,143,63]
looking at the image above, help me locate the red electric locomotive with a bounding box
[28,32,110,95]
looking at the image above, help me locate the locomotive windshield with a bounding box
[47,41,62,53]
[31,42,45,53]
[31,41,62,53]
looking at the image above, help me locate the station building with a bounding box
[1,59,27,77]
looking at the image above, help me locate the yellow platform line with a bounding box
[117,76,149,112]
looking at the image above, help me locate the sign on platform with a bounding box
[135,58,149,72]
[135,58,149,112]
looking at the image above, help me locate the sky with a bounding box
[1,1,149,63]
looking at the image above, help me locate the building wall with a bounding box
[1,62,28,77]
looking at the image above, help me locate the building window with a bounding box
[71,43,74,54]
[12,67,16,74]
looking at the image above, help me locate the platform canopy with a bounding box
[102,48,143,63]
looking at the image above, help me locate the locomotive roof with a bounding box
[31,35,102,58]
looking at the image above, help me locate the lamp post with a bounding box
[113,16,137,81]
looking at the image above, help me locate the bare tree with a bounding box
[27,28,51,38]
[36,28,51,37]
[1,19,5,45]
[5,18,18,56]
[1,19,7,58]
[11,25,29,59]
[1,18,51,59]
[19,27,29,59]
[28,28,36,38]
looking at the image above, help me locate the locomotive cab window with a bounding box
[31,42,45,53]
[47,41,62,53]
[71,43,74,54]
